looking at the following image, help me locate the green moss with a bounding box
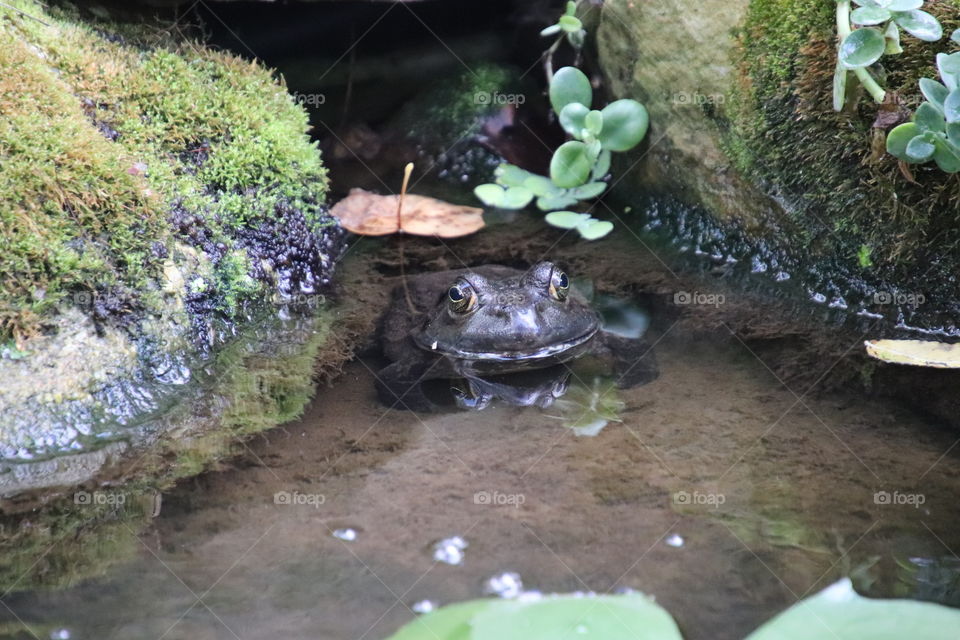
[0,0,327,342]
[724,0,960,271]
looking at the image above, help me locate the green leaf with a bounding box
[886,0,923,9]
[945,89,960,124]
[938,52,960,75]
[839,28,887,68]
[585,110,604,136]
[886,122,920,159]
[558,14,582,33]
[933,138,960,172]
[540,24,562,37]
[565,0,577,16]
[916,101,946,133]
[559,102,590,137]
[549,66,592,115]
[905,135,936,161]
[892,9,943,41]
[536,193,580,211]
[883,21,903,54]
[851,6,891,25]
[852,0,882,6]
[522,174,560,197]
[919,78,949,110]
[474,183,505,207]
[502,186,535,208]
[597,99,649,151]
[577,219,614,240]
[833,59,850,111]
[545,211,591,229]
[550,141,593,188]
[495,164,537,187]
[569,181,607,199]
[385,600,488,640]
[591,149,612,180]
[953,28,960,43]
[473,594,680,640]
[745,578,960,640]
[947,122,960,148]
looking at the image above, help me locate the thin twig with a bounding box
[396,163,418,315]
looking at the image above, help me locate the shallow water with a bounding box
[3,318,960,639]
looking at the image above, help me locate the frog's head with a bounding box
[414,261,600,364]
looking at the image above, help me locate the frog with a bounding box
[375,261,658,410]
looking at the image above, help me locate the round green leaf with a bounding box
[385,600,489,640]
[585,110,604,136]
[938,52,960,75]
[549,66,592,115]
[851,6,891,25]
[947,122,960,147]
[577,219,614,240]
[471,594,681,640]
[945,89,960,124]
[474,183,504,207]
[558,15,582,33]
[919,78,949,109]
[597,99,649,151]
[933,138,960,172]
[905,135,936,161]
[887,0,923,10]
[523,174,561,197]
[536,193,579,211]
[495,164,537,187]
[545,211,591,229]
[886,122,920,159]
[550,141,593,188]
[591,149,612,180]
[502,186,535,209]
[892,9,943,41]
[569,181,608,199]
[540,24,561,37]
[916,101,946,133]
[839,28,887,68]
[559,102,590,137]
[746,578,960,640]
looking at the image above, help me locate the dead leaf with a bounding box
[865,339,960,368]
[330,188,484,238]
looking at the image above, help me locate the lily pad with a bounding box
[864,339,960,368]
[746,578,960,639]
[331,188,484,237]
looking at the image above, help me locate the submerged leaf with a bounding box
[331,188,484,237]
[545,211,591,229]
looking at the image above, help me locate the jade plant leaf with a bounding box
[905,135,936,161]
[944,89,960,123]
[916,101,946,132]
[550,141,593,188]
[851,6,891,25]
[549,66,592,115]
[839,28,887,68]
[886,122,920,159]
[892,9,943,41]
[932,138,960,172]
[919,78,949,110]
[559,102,590,137]
[545,211,591,229]
[745,578,960,639]
[597,99,649,151]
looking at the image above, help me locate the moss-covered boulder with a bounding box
[596,0,960,325]
[0,0,342,495]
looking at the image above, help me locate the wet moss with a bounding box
[725,0,960,274]
[0,0,329,344]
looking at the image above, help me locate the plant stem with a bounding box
[835,0,886,104]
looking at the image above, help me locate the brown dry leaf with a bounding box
[331,188,484,238]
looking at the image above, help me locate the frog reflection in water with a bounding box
[376,261,657,410]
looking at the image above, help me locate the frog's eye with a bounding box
[548,269,569,301]
[447,280,477,313]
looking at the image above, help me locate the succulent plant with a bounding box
[886,51,960,172]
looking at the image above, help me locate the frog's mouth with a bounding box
[415,326,599,362]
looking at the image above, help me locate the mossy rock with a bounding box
[596,0,960,319]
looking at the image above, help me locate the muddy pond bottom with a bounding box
[4,329,960,640]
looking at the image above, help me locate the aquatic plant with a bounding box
[833,0,946,111]
[886,48,960,172]
[473,71,647,240]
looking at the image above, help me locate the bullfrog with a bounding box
[375,261,658,410]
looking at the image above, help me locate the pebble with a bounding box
[665,533,685,548]
[484,571,523,598]
[411,600,436,614]
[432,536,468,565]
[332,528,357,542]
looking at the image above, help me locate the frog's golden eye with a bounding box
[548,269,570,301]
[447,280,477,313]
